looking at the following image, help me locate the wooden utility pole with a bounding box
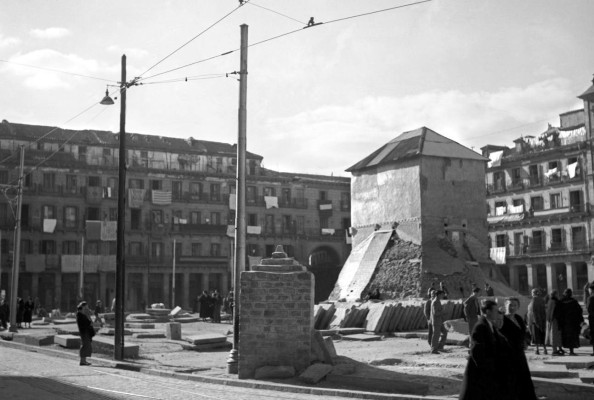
[8,145,24,332]
[114,54,127,360]
[227,23,248,374]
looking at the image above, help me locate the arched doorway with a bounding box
[308,246,341,303]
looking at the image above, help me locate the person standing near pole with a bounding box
[76,301,95,366]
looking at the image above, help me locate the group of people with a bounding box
[195,289,233,323]
[526,286,593,356]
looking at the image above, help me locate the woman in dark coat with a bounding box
[198,290,211,321]
[23,296,34,328]
[76,301,95,366]
[499,297,537,400]
[558,288,584,355]
[459,301,515,400]
[211,290,221,323]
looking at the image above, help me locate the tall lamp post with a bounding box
[100,54,137,360]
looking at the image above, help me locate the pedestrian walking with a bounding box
[558,288,584,356]
[459,300,514,400]
[94,299,104,326]
[16,297,24,328]
[76,301,95,366]
[212,290,221,323]
[424,289,436,347]
[545,290,563,355]
[499,297,537,400]
[526,289,547,355]
[23,296,34,328]
[463,287,481,339]
[586,284,594,356]
[430,290,448,354]
[198,290,210,321]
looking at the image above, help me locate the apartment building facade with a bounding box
[0,120,351,311]
[483,81,594,296]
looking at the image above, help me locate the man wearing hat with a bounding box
[76,301,95,366]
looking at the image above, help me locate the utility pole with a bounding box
[9,145,24,332]
[227,24,248,374]
[114,54,127,360]
[172,239,176,308]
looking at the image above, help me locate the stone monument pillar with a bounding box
[238,245,314,379]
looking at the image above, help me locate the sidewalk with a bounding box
[1,319,593,400]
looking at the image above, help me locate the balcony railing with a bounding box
[278,197,308,209]
[507,239,594,257]
[487,171,584,195]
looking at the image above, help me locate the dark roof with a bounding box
[0,120,263,160]
[578,83,594,101]
[346,127,487,172]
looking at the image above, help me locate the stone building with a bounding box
[0,120,351,311]
[331,127,494,301]
[482,78,594,296]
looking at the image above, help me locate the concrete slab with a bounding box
[254,365,295,379]
[180,341,231,351]
[125,323,155,329]
[337,327,365,335]
[543,356,594,370]
[529,363,578,379]
[185,333,227,345]
[300,364,333,384]
[318,329,338,336]
[12,334,54,346]
[340,334,383,341]
[54,334,81,348]
[133,332,166,339]
[31,320,50,326]
[93,336,139,358]
[327,374,428,396]
[172,316,199,323]
[52,319,76,325]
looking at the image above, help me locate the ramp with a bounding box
[330,230,393,301]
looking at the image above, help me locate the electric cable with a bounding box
[247,1,306,25]
[0,59,115,83]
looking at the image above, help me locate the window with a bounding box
[172,181,182,201]
[43,173,55,189]
[568,157,578,165]
[40,240,56,254]
[151,242,163,259]
[86,241,100,255]
[263,187,276,196]
[210,243,221,256]
[265,245,275,257]
[532,230,545,251]
[296,216,305,234]
[210,183,221,201]
[129,178,144,189]
[42,205,56,219]
[65,175,77,193]
[247,186,257,204]
[530,196,544,211]
[550,193,562,209]
[282,215,292,234]
[548,161,559,170]
[150,180,162,190]
[62,241,78,255]
[320,216,329,229]
[247,244,259,256]
[78,146,87,161]
[511,168,521,185]
[190,211,201,225]
[190,182,203,199]
[495,234,506,248]
[281,188,291,203]
[209,212,221,225]
[493,171,505,190]
[129,242,143,256]
[109,208,117,221]
[88,176,101,187]
[152,210,163,225]
[550,228,564,250]
[21,239,32,254]
[319,190,327,201]
[265,214,275,234]
[191,243,202,256]
[86,207,101,221]
[0,171,7,184]
[340,192,350,211]
[64,206,78,228]
[107,177,118,190]
[248,213,258,226]
[131,209,141,230]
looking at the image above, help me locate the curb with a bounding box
[0,338,447,400]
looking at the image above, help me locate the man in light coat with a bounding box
[430,290,448,354]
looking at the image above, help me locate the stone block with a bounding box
[125,322,155,329]
[54,334,81,348]
[173,316,200,323]
[166,322,182,340]
[340,333,383,341]
[311,330,333,365]
[337,327,365,335]
[133,332,166,339]
[52,319,76,325]
[299,363,333,384]
[92,336,139,358]
[13,334,54,346]
[254,365,296,380]
[185,333,227,345]
[181,341,231,351]
[323,337,337,358]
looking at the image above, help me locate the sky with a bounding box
[1,0,593,177]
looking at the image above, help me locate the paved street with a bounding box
[0,346,370,400]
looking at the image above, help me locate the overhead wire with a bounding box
[247,1,306,25]
[0,59,115,83]
[139,0,433,83]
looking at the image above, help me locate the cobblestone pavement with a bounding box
[1,346,401,400]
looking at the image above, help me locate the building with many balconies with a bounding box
[482,79,594,296]
[0,120,351,311]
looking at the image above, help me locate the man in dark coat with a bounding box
[463,287,481,341]
[587,284,594,356]
[558,288,583,355]
[198,290,211,321]
[76,301,95,366]
[424,289,436,347]
[459,300,515,400]
[0,298,9,330]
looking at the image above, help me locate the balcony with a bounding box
[183,192,229,205]
[507,239,593,258]
[278,197,308,209]
[176,223,227,235]
[487,171,584,195]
